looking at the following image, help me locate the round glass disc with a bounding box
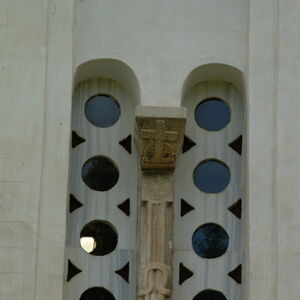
[80,287,115,300]
[82,156,119,191]
[195,98,230,131]
[80,220,118,256]
[193,160,230,193]
[192,223,229,259]
[85,94,121,127]
[193,289,227,300]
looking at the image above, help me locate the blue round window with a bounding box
[193,160,230,193]
[85,94,120,127]
[195,98,230,131]
[192,223,229,259]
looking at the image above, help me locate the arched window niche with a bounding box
[64,59,140,300]
[174,63,246,300]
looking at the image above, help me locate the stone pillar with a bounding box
[135,106,186,300]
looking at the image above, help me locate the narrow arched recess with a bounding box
[73,58,141,106]
[64,59,139,300]
[173,63,246,300]
[181,63,245,100]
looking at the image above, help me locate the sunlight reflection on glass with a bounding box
[80,237,96,253]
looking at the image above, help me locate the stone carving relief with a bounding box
[137,173,174,300]
[136,108,186,170]
[138,263,172,298]
[135,106,186,300]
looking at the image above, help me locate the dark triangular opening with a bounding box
[117,199,130,217]
[228,264,242,284]
[182,135,196,153]
[179,263,194,285]
[72,131,86,148]
[69,194,83,213]
[228,135,243,155]
[115,262,130,283]
[181,199,195,217]
[119,135,132,154]
[67,260,82,282]
[228,199,242,219]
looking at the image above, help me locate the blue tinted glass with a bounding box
[193,160,230,193]
[193,290,227,300]
[192,223,229,259]
[82,156,119,191]
[195,99,230,131]
[85,95,120,127]
[80,287,115,300]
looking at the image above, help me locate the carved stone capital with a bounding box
[135,106,186,171]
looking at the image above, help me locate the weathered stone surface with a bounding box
[135,106,186,170]
[135,106,186,300]
[138,173,174,300]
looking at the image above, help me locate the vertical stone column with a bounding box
[135,106,186,300]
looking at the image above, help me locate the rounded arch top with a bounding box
[73,58,140,105]
[181,63,245,103]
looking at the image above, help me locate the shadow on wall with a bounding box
[73,58,141,105]
[181,63,245,102]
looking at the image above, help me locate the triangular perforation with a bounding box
[117,199,130,216]
[69,194,83,213]
[119,135,132,154]
[67,260,82,282]
[182,135,196,153]
[228,199,242,219]
[115,262,130,283]
[229,135,243,155]
[72,131,86,148]
[228,264,242,284]
[181,199,195,217]
[179,263,194,285]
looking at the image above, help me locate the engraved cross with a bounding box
[141,120,179,159]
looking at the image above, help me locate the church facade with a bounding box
[0,0,300,299]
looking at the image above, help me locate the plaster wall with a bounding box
[74,0,248,106]
[276,1,300,298]
[0,0,299,299]
[0,1,47,299]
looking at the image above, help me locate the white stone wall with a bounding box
[0,0,299,299]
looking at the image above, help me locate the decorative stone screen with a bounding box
[173,81,244,299]
[64,78,137,299]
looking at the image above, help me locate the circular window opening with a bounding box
[195,98,231,131]
[192,223,229,259]
[80,287,115,300]
[82,156,119,191]
[193,160,230,193]
[193,289,227,300]
[85,94,121,128]
[80,220,118,256]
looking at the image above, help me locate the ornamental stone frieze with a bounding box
[135,106,186,300]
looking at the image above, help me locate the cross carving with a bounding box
[141,120,179,164]
[136,115,185,170]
